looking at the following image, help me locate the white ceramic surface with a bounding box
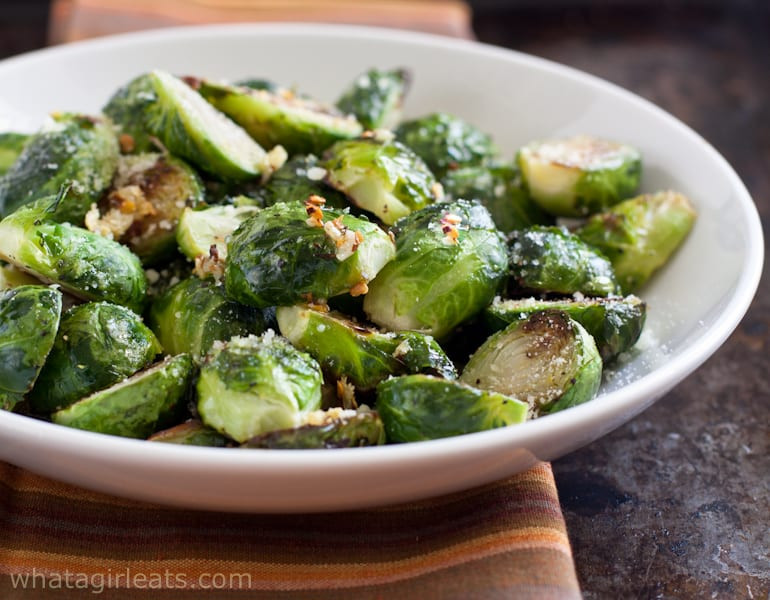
[0,24,762,512]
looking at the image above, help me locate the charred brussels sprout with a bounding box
[485,295,646,362]
[0,114,118,223]
[52,354,193,438]
[0,132,29,175]
[197,333,322,443]
[461,310,602,416]
[509,226,619,297]
[363,199,508,338]
[104,70,267,180]
[335,68,410,130]
[196,80,362,156]
[29,302,161,413]
[257,154,349,209]
[517,135,641,217]
[148,277,268,361]
[276,305,456,390]
[149,419,231,446]
[0,199,148,312]
[176,203,259,263]
[0,286,62,403]
[377,374,527,442]
[395,112,496,178]
[225,201,395,308]
[323,135,442,225]
[576,191,696,293]
[441,164,552,234]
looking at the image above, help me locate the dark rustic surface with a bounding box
[1,3,768,598]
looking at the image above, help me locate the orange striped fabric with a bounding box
[0,461,580,599]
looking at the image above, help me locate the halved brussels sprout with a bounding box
[276,305,456,390]
[508,226,619,297]
[176,203,259,263]
[104,70,267,180]
[441,164,553,234]
[257,154,349,209]
[225,201,395,308]
[395,112,496,178]
[485,295,646,362]
[0,114,119,223]
[461,310,602,416]
[197,332,323,443]
[516,135,642,217]
[323,135,442,225]
[363,199,508,338]
[0,286,62,398]
[148,419,231,446]
[244,407,386,449]
[0,132,29,175]
[576,190,696,294]
[148,277,268,361]
[0,199,148,312]
[29,302,161,413]
[196,79,362,156]
[335,68,410,130]
[376,374,527,442]
[51,354,193,439]
[0,263,41,290]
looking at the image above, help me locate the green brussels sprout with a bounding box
[376,374,527,442]
[460,310,602,416]
[0,263,41,289]
[176,203,259,263]
[148,277,268,361]
[0,391,24,411]
[516,135,642,217]
[323,134,442,225]
[86,153,204,264]
[335,68,410,130]
[0,199,148,312]
[148,419,231,446]
[196,79,363,156]
[441,164,553,234]
[509,226,619,297]
[29,302,162,413]
[225,201,395,308]
[51,354,193,439]
[197,332,323,443]
[234,78,278,92]
[0,286,62,400]
[485,295,646,362]
[276,305,456,390]
[257,154,349,209]
[363,199,508,338]
[243,407,386,449]
[0,114,119,223]
[0,132,30,176]
[395,112,496,178]
[103,70,267,180]
[576,190,697,294]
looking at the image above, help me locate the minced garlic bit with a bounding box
[349,280,369,297]
[305,194,326,227]
[259,145,288,184]
[440,212,462,245]
[118,133,135,154]
[336,377,358,410]
[431,181,445,201]
[323,217,362,261]
[193,244,225,281]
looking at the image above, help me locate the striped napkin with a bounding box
[0,460,580,599]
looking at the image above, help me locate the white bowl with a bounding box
[0,24,762,512]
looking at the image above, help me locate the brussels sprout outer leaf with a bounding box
[51,354,194,439]
[0,132,30,176]
[0,390,24,411]
[0,285,62,394]
[176,204,259,261]
[377,374,527,442]
[392,331,458,380]
[335,68,410,130]
[148,419,231,446]
[257,154,349,209]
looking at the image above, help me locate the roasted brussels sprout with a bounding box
[377,374,527,442]
[176,203,259,263]
[461,310,602,416]
[390,331,458,380]
[395,112,496,178]
[234,78,278,92]
[0,199,148,312]
[197,332,323,443]
[148,419,231,446]
[516,135,642,217]
[576,190,696,294]
[29,302,161,413]
[196,79,362,156]
[52,354,193,438]
[441,164,553,234]
[485,295,646,362]
[0,132,29,175]
[257,154,349,209]
[0,114,119,223]
[148,277,268,361]
[0,263,40,290]
[104,70,267,180]
[225,200,395,308]
[323,134,442,225]
[363,199,508,338]
[335,68,410,130]
[244,407,386,448]
[508,226,619,297]
[0,286,62,403]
